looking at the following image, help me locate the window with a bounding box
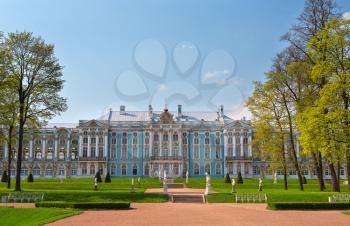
[216,163,221,175]
[111,164,116,176]
[35,140,41,145]
[72,140,78,145]
[21,167,28,176]
[45,167,53,176]
[33,167,40,176]
[122,146,127,159]
[112,138,116,145]
[163,133,168,142]
[48,140,54,146]
[173,133,178,142]
[144,164,149,176]
[228,147,233,157]
[174,164,179,175]
[83,147,88,157]
[144,147,149,157]
[194,163,199,176]
[145,137,149,145]
[99,165,103,175]
[194,132,199,145]
[215,137,220,145]
[302,169,309,175]
[98,147,103,157]
[205,137,210,145]
[205,163,210,175]
[182,133,187,144]
[216,146,220,159]
[71,168,77,176]
[235,137,240,144]
[154,133,159,142]
[133,164,137,176]
[133,132,138,144]
[59,139,65,145]
[253,166,260,175]
[340,167,345,176]
[82,164,87,175]
[91,137,96,144]
[122,133,127,145]
[91,147,96,157]
[163,147,169,157]
[228,137,233,144]
[243,137,248,144]
[153,147,159,157]
[90,164,95,175]
[83,137,88,144]
[98,137,104,144]
[59,167,65,176]
[121,164,127,176]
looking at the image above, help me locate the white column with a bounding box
[169,131,173,156]
[95,135,98,156]
[240,136,244,157]
[66,137,70,160]
[42,139,46,159]
[179,131,182,157]
[87,135,91,157]
[248,133,252,157]
[104,134,108,157]
[233,135,236,157]
[79,134,83,157]
[223,131,228,157]
[29,139,33,159]
[149,131,153,157]
[54,137,58,159]
[159,132,163,156]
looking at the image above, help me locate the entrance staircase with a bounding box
[171,194,206,203]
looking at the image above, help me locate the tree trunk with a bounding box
[282,142,288,190]
[328,162,340,192]
[15,104,24,191]
[7,125,13,189]
[346,154,350,192]
[311,151,325,191]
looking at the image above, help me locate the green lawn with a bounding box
[0,207,81,226]
[0,178,168,203]
[0,177,349,204]
[175,177,350,203]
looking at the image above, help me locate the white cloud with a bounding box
[202,69,231,81]
[157,84,168,92]
[343,12,350,20]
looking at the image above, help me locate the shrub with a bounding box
[224,173,231,183]
[95,172,102,183]
[302,176,307,184]
[268,202,350,210]
[27,173,34,183]
[1,170,8,182]
[236,172,243,184]
[105,172,111,183]
[35,201,130,210]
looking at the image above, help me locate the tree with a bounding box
[27,173,33,183]
[247,81,289,190]
[105,172,111,183]
[224,173,231,183]
[95,171,102,183]
[236,172,243,184]
[2,32,67,191]
[1,170,8,182]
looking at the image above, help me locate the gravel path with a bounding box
[47,203,350,226]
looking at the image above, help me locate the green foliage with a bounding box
[1,170,8,182]
[104,172,111,183]
[224,173,231,183]
[268,202,350,210]
[27,173,34,183]
[36,201,130,210]
[95,172,102,183]
[236,172,243,184]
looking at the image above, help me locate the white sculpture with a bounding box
[131,178,135,192]
[94,177,98,190]
[231,178,236,193]
[205,172,212,195]
[273,172,278,184]
[186,171,189,184]
[258,178,263,192]
[163,170,168,193]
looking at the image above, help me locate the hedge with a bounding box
[35,201,130,210]
[268,202,350,210]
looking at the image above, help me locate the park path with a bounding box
[47,203,350,226]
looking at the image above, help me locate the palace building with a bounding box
[0,104,345,179]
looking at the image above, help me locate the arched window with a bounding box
[163,132,168,142]
[182,133,187,145]
[21,167,28,176]
[59,167,65,176]
[121,164,127,176]
[133,132,138,144]
[122,146,127,159]
[133,164,138,176]
[194,163,199,176]
[163,147,169,157]
[173,133,178,142]
[154,133,159,142]
[144,164,149,176]
[228,147,233,157]
[122,132,127,145]
[194,132,199,145]
[45,167,53,176]
[153,147,159,157]
[228,137,233,144]
[133,146,137,158]
[90,164,95,175]
[216,163,221,175]
[33,166,40,176]
[205,163,210,175]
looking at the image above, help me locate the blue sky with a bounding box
[1,0,350,122]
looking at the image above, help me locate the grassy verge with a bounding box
[0,207,81,226]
